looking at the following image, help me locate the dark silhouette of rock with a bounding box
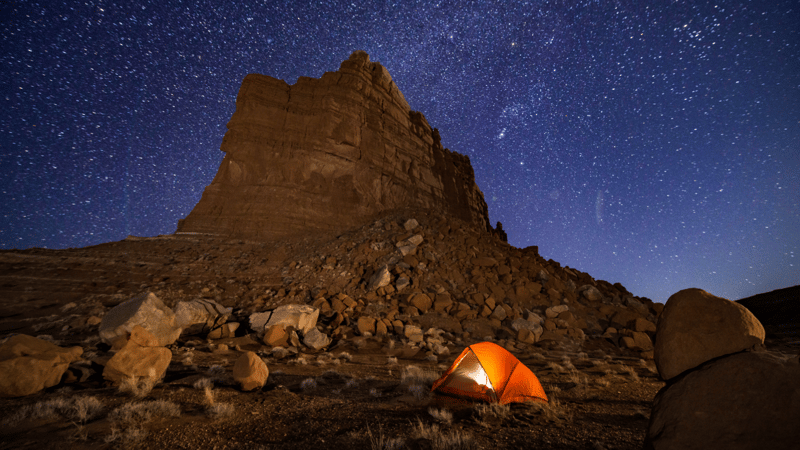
[736,285,800,338]
[177,50,490,240]
[645,349,800,450]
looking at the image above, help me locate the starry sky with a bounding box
[2,1,798,303]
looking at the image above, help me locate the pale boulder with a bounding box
[233,351,269,391]
[99,292,181,346]
[0,335,83,397]
[655,288,765,380]
[264,304,320,336]
[103,325,172,386]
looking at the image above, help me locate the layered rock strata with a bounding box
[178,51,491,240]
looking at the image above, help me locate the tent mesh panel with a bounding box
[440,350,497,402]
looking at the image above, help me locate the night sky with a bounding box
[2,1,798,304]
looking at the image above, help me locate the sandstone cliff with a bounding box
[177,51,491,240]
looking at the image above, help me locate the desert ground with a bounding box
[1,215,796,449]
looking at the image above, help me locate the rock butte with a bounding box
[178,50,493,240]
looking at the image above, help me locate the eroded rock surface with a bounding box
[177,50,491,240]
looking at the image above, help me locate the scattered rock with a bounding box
[207,322,239,339]
[99,292,182,347]
[303,328,331,351]
[580,285,603,302]
[263,325,289,347]
[654,288,765,380]
[409,293,432,313]
[262,304,320,336]
[367,265,392,291]
[174,299,232,335]
[0,335,83,397]
[545,305,569,318]
[232,351,269,391]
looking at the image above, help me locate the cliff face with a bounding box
[177,51,491,240]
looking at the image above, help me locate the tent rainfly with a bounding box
[431,341,548,404]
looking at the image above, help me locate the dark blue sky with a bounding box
[2,1,798,303]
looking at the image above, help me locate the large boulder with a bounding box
[233,351,269,391]
[655,288,765,380]
[645,350,800,450]
[99,292,182,346]
[174,299,232,335]
[103,325,172,386]
[0,335,83,397]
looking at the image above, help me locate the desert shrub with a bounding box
[208,402,235,418]
[400,365,439,386]
[194,377,234,419]
[337,351,353,362]
[300,378,318,390]
[206,365,229,383]
[104,426,148,446]
[567,369,589,389]
[546,362,565,373]
[594,377,611,387]
[2,396,104,426]
[369,388,381,397]
[387,356,398,365]
[118,372,158,398]
[108,400,180,425]
[105,400,180,445]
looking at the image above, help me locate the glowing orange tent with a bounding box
[431,341,548,404]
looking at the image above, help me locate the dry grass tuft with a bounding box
[618,365,640,381]
[118,372,158,398]
[428,407,454,424]
[400,365,440,386]
[411,418,479,449]
[526,396,572,423]
[367,424,405,450]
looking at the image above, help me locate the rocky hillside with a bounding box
[178,51,492,240]
[0,207,661,362]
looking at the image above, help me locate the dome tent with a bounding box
[431,341,548,404]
